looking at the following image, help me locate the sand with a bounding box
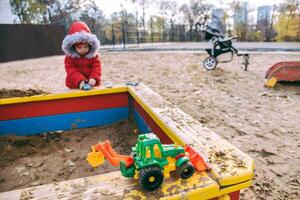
[0,52,299,199]
[0,120,138,192]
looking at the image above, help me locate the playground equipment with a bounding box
[265,61,300,88]
[87,133,210,191]
[197,23,249,71]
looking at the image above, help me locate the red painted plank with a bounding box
[0,93,128,121]
[133,100,173,144]
[209,191,240,200]
[230,190,240,200]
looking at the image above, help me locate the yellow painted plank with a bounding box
[0,86,128,105]
[163,180,252,200]
[0,171,251,200]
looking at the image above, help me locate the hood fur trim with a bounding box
[62,31,100,58]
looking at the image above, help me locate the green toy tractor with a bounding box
[87,133,196,191]
[121,133,195,191]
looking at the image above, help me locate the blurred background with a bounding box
[0,0,299,61]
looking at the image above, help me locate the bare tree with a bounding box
[179,0,212,41]
[159,0,178,41]
[79,1,107,44]
[159,0,177,22]
[10,0,47,24]
[131,0,152,42]
[231,1,249,41]
[266,5,277,41]
[256,5,277,41]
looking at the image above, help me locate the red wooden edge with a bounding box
[0,93,128,121]
[133,100,173,144]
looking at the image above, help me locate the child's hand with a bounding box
[88,79,96,86]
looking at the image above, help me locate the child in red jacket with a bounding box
[62,21,101,90]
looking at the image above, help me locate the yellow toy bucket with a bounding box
[87,146,105,168]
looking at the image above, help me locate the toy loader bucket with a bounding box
[87,146,105,168]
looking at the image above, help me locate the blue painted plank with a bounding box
[0,107,129,136]
[133,109,152,134]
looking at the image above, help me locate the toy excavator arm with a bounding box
[87,140,134,168]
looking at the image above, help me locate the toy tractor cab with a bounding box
[87,133,209,191]
[196,21,249,71]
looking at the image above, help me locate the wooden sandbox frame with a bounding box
[0,83,254,200]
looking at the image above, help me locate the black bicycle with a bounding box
[197,23,249,71]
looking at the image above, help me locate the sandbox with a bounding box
[0,83,254,200]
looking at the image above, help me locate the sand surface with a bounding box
[0,52,299,199]
[0,120,138,192]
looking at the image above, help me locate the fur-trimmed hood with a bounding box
[62,22,100,59]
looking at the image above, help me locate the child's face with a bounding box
[75,43,89,56]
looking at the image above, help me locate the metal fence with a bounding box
[105,19,204,48]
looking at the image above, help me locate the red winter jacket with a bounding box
[65,54,101,89]
[62,21,101,89]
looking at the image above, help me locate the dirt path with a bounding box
[0,52,299,199]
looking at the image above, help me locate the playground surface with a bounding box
[0,52,299,199]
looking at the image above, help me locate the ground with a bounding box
[0,52,299,199]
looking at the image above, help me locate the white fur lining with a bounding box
[62,31,100,58]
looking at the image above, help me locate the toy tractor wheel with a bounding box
[178,162,195,179]
[203,56,217,70]
[138,166,164,191]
